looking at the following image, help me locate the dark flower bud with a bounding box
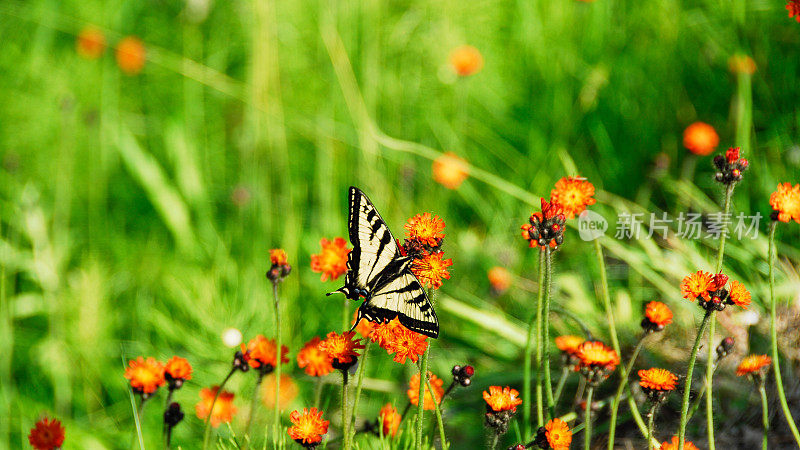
[164,402,185,428]
[233,350,251,372]
[716,336,735,359]
[508,445,527,450]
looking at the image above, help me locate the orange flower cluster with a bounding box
[683,122,719,156]
[576,341,620,385]
[642,301,673,332]
[680,271,750,311]
[28,417,65,450]
[76,27,105,60]
[310,237,351,282]
[407,371,445,410]
[788,0,800,22]
[402,213,452,290]
[288,408,329,446]
[736,354,772,377]
[116,36,146,75]
[318,331,365,370]
[196,386,237,428]
[367,318,429,364]
[378,403,402,437]
[661,436,700,450]
[297,337,334,377]
[432,152,470,189]
[482,386,523,413]
[241,335,289,374]
[521,176,597,252]
[124,357,166,396]
[544,418,572,450]
[449,45,483,77]
[487,266,512,293]
[769,182,800,223]
[267,248,292,282]
[164,356,193,389]
[261,374,298,410]
[550,176,597,219]
[638,368,678,400]
[555,335,584,369]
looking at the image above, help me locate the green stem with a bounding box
[543,247,555,419]
[489,432,499,450]
[523,249,546,438]
[314,377,324,408]
[584,386,594,450]
[705,312,717,450]
[608,336,646,449]
[272,281,282,449]
[594,238,620,354]
[677,310,713,450]
[759,383,769,450]
[349,343,370,445]
[341,370,350,450]
[768,221,800,446]
[244,373,265,449]
[646,403,657,450]
[426,377,448,449]
[202,368,237,450]
[553,366,570,408]
[163,389,174,450]
[688,358,720,421]
[132,396,145,450]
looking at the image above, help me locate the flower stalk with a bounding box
[583,386,594,450]
[543,247,555,419]
[272,281,282,449]
[759,383,769,450]
[202,368,236,450]
[415,288,435,450]
[341,370,350,450]
[607,335,646,445]
[348,343,370,445]
[677,310,712,450]
[523,249,546,437]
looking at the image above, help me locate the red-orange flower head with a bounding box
[310,237,350,282]
[124,356,165,397]
[788,0,800,22]
[196,386,237,428]
[642,301,673,332]
[378,403,402,438]
[297,337,334,377]
[407,371,444,410]
[267,248,292,282]
[483,386,523,413]
[261,374,299,410]
[661,436,700,450]
[736,354,772,379]
[318,331,364,371]
[28,417,65,450]
[164,356,192,390]
[550,177,597,220]
[683,122,719,156]
[410,251,452,290]
[115,36,145,75]
[769,182,800,223]
[76,27,105,59]
[487,266,512,294]
[368,318,429,364]
[532,418,572,450]
[576,341,620,385]
[555,335,585,369]
[713,147,749,185]
[288,407,329,447]
[638,368,678,403]
[432,152,469,189]
[449,45,483,77]
[405,213,446,248]
[521,198,566,251]
[681,271,750,312]
[241,335,289,375]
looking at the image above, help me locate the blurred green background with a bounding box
[1,0,800,447]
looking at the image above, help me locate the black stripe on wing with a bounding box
[353,301,439,338]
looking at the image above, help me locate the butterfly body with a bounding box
[327,187,440,338]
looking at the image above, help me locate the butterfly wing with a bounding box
[363,271,439,338]
[347,187,404,290]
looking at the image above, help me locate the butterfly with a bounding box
[327,187,439,338]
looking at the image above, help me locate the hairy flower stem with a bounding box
[489,432,500,450]
[594,238,621,354]
[415,288,434,450]
[134,396,146,450]
[583,386,594,450]
[523,249,546,437]
[646,403,658,450]
[162,389,174,449]
[768,221,800,446]
[314,377,324,408]
[244,373,265,449]
[272,281,282,449]
[543,247,555,419]
[607,336,646,448]
[678,310,712,450]
[759,383,769,450]
[202,367,236,450]
[553,366,570,408]
[349,344,370,444]
[426,378,448,449]
[341,370,350,450]
[687,359,720,421]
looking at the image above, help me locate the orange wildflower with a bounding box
[124,357,165,395]
[449,45,483,77]
[407,372,444,410]
[728,54,757,75]
[241,335,289,371]
[352,309,375,338]
[287,408,329,446]
[196,386,237,428]
[576,341,620,369]
[736,354,772,377]
[410,251,452,289]
[728,280,751,309]
[76,27,105,59]
[638,368,678,391]
[788,0,800,22]
[378,403,402,438]
[550,177,597,219]
[115,36,146,75]
[164,356,192,387]
[261,374,298,410]
[297,337,334,377]
[644,301,673,329]
[318,331,364,365]
[661,436,700,450]
[483,386,523,412]
[28,417,65,450]
[432,152,469,189]
[683,122,719,156]
[310,237,350,282]
[404,213,446,247]
[680,270,714,301]
[370,318,428,364]
[270,249,288,266]
[555,335,584,356]
[488,266,512,293]
[545,418,572,450]
[521,198,566,250]
[769,182,800,223]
